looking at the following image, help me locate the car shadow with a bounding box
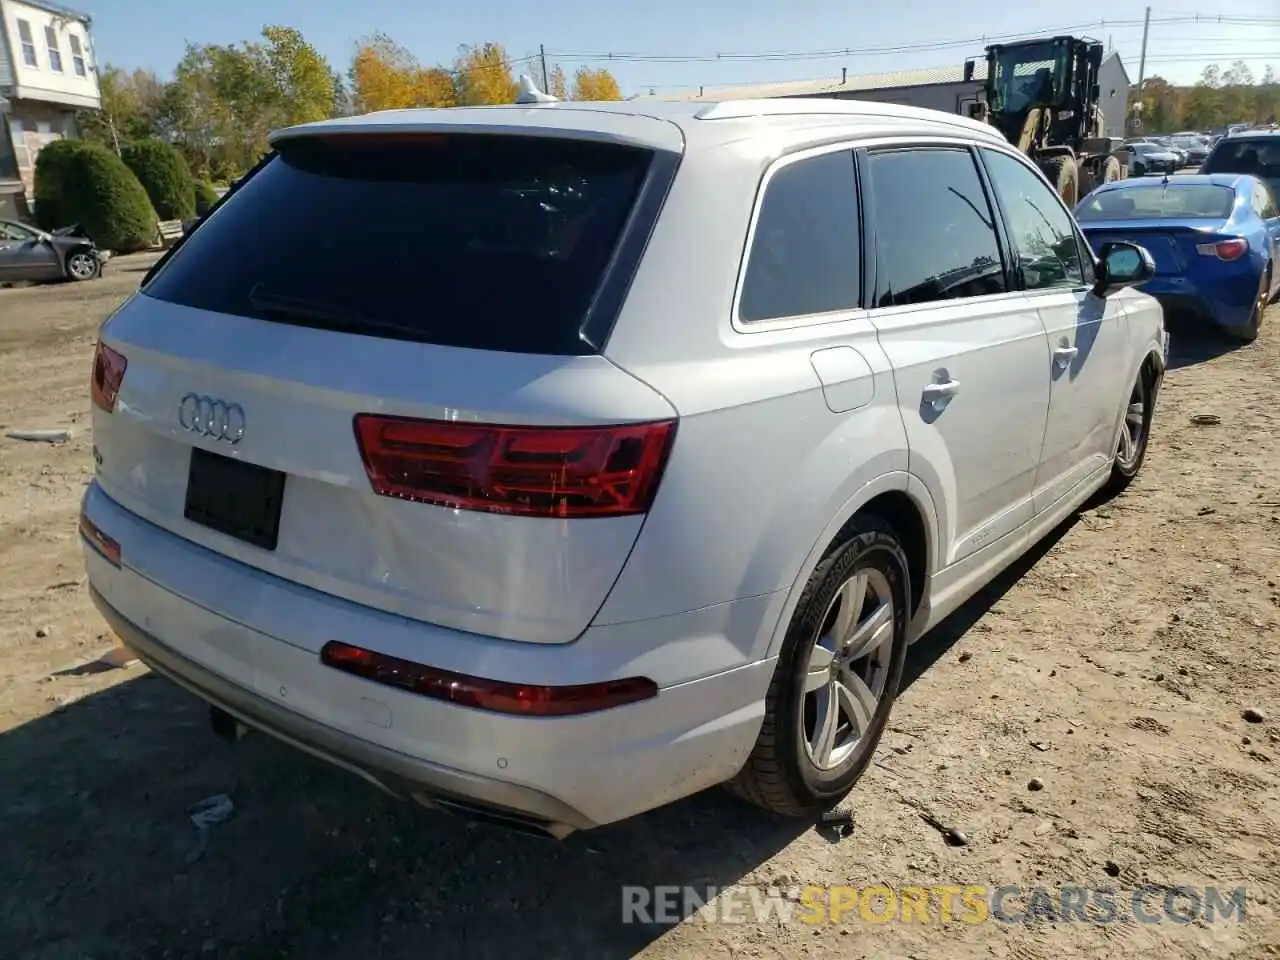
[902,514,1079,690]
[1164,317,1243,370]
[3,519,1081,958]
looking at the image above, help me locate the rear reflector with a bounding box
[79,512,121,567]
[320,640,658,716]
[91,340,128,413]
[353,415,676,518]
[1195,238,1248,261]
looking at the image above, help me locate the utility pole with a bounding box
[539,44,549,92]
[1135,6,1151,100]
[1133,6,1151,134]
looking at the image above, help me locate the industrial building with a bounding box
[654,51,1132,139]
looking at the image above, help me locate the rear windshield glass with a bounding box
[1076,185,1236,221]
[143,134,655,355]
[1203,137,1280,180]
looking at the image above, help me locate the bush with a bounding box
[53,142,158,252]
[192,179,219,216]
[122,139,196,221]
[32,138,95,231]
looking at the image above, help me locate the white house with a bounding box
[0,0,101,218]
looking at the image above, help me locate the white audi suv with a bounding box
[81,95,1168,837]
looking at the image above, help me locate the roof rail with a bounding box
[694,97,1005,139]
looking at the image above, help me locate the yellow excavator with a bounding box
[965,36,1125,206]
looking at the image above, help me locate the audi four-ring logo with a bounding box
[178,393,246,444]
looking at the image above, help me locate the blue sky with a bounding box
[77,0,1278,95]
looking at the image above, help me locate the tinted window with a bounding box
[739,151,860,322]
[1076,184,1236,221]
[144,135,655,355]
[1203,136,1280,198]
[866,148,1006,307]
[982,149,1084,291]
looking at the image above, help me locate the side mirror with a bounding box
[1093,241,1154,297]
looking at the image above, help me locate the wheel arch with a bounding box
[765,473,939,659]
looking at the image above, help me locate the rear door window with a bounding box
[865,147,1007,307]
[738,150,861,323]
[143,134,657,356]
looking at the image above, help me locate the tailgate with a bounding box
[88,129,681,646]
[93,296,675,644]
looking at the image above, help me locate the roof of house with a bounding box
[649,50,1128,103]
[3,0,92,25]
[648,62,991,103]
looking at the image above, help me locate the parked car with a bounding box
[1118,142,1180,176]
[1170,136,1210,166]
[1076,174,1279,341]
[0,219,107,283]
[1200,128,1280,203]
[80,96,1168,836]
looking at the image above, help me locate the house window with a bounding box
[45,25,63,73]
[16,19,38,67]
[69,34,87,77]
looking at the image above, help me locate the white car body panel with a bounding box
[81,98,1168,834]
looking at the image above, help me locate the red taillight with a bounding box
[1195,238,1248,261]
[91,340,128,412]
[352,415,677,518]
[320,640,658,716]
[79,512,121,567]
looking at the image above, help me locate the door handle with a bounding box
[1053,345,1078,368]
[922,380,960,408]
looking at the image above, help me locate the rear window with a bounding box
[1076,185,1236,221]
[1203,137,1280,182]
[144,134,656,355]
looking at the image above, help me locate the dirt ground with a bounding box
[1,258,1277,960]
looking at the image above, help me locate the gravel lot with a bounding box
[1,256,1277,959]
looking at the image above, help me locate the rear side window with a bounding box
[143,134,655,355]
[866,148,1007,308]
[739,150,860,323]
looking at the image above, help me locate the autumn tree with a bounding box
[78,66,166,150]
[547,64,568,99]
[350,33,455,111]
[261,25,335,126]
[160,26,336,178]
[452,43,518,105]
[570,66,623,101]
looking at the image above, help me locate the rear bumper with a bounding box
[80,481,776,834]
[91,586,589,836]
[1141,274,1261,330]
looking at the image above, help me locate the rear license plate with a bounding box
[184,447,286,550]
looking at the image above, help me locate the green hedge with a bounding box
[36,142,157,252]
[32,139,93,231]
[122,139,196,221]
[192,179,219,216]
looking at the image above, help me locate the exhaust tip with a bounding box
[209,705,250,743]
[411,791,573,840]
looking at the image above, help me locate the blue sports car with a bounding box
[1075,174,1280,342]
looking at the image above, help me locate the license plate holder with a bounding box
[184,447,286,550]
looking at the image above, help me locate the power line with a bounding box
[545,14,1279,66]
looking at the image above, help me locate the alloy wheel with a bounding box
[799,568,895,771]
[1117,379,1146,469]
[68,253,97,279]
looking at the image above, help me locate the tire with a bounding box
[1040,157,1079,207]
[1104,368,1153,495]
[65,250,101,282]
[1229,267,1269,343]
[727,514,911,817]
[1102,156,1122,183]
